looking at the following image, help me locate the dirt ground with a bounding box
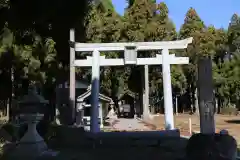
[144,114,240,144]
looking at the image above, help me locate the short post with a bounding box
[162,49,174,130]
[189,118,192,135]
[76,103,84,127]
[99,104,104,128]
[90,49,100,133]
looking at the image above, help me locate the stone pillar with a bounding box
[198,58,215,133]
[162,49,174,130]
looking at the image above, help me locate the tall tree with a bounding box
[0,0,91,120]
[179,7,205,112]
[228,14,240,55]
[84,3,124,106]
[122,0,156,94]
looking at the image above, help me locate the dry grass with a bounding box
[145,114,240,144]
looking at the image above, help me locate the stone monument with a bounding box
[185,58,238,160]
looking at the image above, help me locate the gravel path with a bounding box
[112,118,151,131]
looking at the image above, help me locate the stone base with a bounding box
[36,149,60,160]
[3,142,60,160]
[8,140,48,159]
[186,133,237,160]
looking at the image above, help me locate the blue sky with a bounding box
[112,0,240,31]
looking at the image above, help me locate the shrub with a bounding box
[221,104,238,115]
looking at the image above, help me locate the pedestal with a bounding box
[10,114,48,159]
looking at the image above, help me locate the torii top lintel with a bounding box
[74,37,193,52]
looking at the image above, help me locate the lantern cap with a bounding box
[18,86,48,105]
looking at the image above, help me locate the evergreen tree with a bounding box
[85,3,124,104]
[179,7,205,112]
[0,0,239,116]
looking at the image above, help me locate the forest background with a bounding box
[0,0,239,118]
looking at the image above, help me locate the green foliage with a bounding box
[0,0,239,115]
[123,0,155,42]
[82,2,240,112]
[98,0,115,12]
[84,3,124,99]
[171,66,187,94]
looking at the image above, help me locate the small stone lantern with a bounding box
[12,86,49,158]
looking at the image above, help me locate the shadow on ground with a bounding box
[0,123,239,160]
[225,119,240,124]
[0,123,189,160]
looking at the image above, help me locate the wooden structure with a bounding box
[77,86,114,130]
[118,92,135,118]
[55,79,89,125]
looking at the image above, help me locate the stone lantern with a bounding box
[11,86,49,158]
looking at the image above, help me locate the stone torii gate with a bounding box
[69,29,193,132]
